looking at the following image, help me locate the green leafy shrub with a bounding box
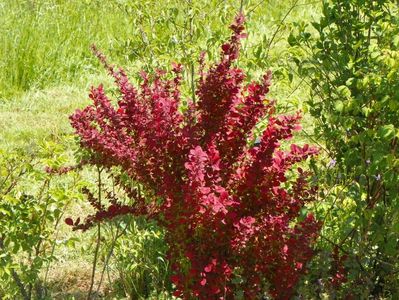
[0,145,81,299]
[290,0,399,297]
[108,218,170,299]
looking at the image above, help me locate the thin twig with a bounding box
[87,167,103,300]
[265,0,300,61]
[240,0,244,13]
[96,216,129,294]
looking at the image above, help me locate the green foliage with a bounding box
[0,0,318,104]
[107,218,171,299]
[0,144,82,299]
[290,0,399,297]
[107,0,320,109]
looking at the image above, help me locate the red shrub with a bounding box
[69,14,320,299]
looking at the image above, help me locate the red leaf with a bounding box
[200,278,207,286]
[65,218,74,226]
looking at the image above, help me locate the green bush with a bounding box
[290,0,399,297]
[0,144,82,299]
[107,218,171,299]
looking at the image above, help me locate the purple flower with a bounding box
[327,158,337,168]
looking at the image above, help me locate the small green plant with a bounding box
[0,144,81,299]
[108,218,170,299]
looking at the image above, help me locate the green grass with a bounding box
[0,0,320,148]
[0,0,131,99]
[0,73,112,151]
[0,0,319,99]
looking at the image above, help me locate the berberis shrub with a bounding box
[69,14,320,299]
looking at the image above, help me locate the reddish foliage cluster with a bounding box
[69,14,320,299]
[45,160,87,175]
[329,247,348,288]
